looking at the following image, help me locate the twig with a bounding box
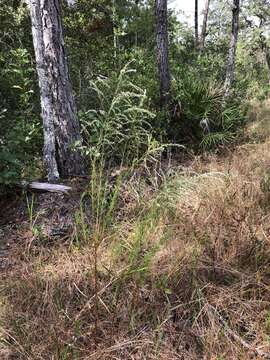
[73,267,126,323]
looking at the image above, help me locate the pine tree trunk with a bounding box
[29,0,85,181]
[259,33,270,85]
[155,0,171,107]
[224,0,240,99]
[195,0,199,48]
[112,0,118,60]
[265,50,270,85]
[29,0,59,181]
[200,0,210,51]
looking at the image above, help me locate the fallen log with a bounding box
[20,181,72,194]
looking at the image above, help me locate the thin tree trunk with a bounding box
[112,0,118,60]
[265,50,270,85]
[200,0,210,51]
[259,33,270,85]
[195,0,199,48]
[223,0,240,99]
[29,0,85,181]
[155,0,171,107]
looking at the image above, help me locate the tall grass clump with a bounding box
[80,63,156,167]
[74,63,167,247]
[72,65,167,340]
[74,63,165,244]
[76,62,162,245]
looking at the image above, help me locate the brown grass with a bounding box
[2,105,270,359]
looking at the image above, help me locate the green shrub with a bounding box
[0,150,21,187]
[0,109,20,191]
[0,46,42,193]
[170,72,246,149]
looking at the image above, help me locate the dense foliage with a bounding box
[0,0,269,190]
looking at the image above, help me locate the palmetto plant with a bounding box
[200,131,236,149]
[172,73,246,148]
[181,80,224,125]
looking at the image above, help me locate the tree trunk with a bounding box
[155,0,171,107]
[195,0,199,48]
[223,0,240,99]
[29,0,59,181]
[200,0,210,51]
[112,0,118,60]
[259,33,270,85]
[29,0,85,181]
[265,50,270,85]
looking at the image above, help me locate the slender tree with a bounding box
[29,0,85,181]
[200,0,210,51]
[224,0,240,99]
[155,0,171,107]
[243,0,270,85]
[195,0,199,47]
[260,34,270,84]
[112,0,118,59]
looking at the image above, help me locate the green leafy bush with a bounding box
[0,47,42,192]
[0,150,21,186]
[0,109,21,191]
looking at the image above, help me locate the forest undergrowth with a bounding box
[1,101,270,359]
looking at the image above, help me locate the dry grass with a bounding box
[2,106,270,359]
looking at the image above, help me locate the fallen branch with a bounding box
[19,181,72,194]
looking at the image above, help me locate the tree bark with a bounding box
[195,0,199,48]
[112,0,118,60]
[223,0,240,99]
[259,33,270,85]
[200,0,210,51]
[29,0,59,181]
[265,50,270,85]
[29,0,85,181]
[155,0,171,107]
